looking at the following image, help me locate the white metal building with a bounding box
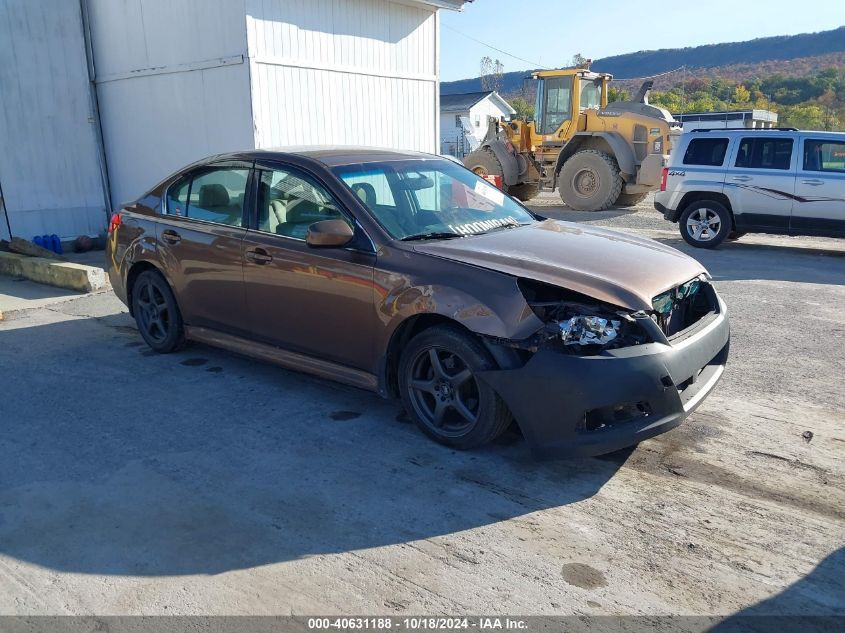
[439,91,515,157]
[0,0,468,241]
[672,109,779,132]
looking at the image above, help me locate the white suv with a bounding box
[655,129,845,248]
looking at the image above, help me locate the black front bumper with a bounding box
[478,301,730,459]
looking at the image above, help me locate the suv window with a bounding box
[735,137,793,170]
[804,139,845,172]
[256,167,349,240]
[186,168,249,227]
[682,138,729,166]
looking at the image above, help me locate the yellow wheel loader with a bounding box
[464,68,680,210]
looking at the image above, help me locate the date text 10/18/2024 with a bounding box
[307,617,529,630]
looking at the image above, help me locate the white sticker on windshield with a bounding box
[447,216,519,235]
[474,180,505,206]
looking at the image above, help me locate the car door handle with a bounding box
[802,179,824,186]
[245,248,273,264]
[161,229,181,244]
[731,175,752,182]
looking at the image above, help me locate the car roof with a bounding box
[201,146,446,168]
[683,129,845,138]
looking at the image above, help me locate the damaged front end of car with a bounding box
[475,276,730,459]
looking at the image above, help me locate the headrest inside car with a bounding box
[198,183,230,208]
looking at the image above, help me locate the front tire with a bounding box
[398,325,512,450]
[679,201,732,249]
[132,270,185,353]
[558,150,623,211]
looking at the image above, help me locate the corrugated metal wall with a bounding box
[0,0,108,240]
[86,0,255,207]
[246,0,439,152]
[0,0,444,229]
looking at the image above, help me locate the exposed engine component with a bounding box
[558,315,621,347]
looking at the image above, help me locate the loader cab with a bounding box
[532,70,611,139]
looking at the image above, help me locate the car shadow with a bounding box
[0,315,631,577]
[710,547,845,632]
[652,237,845,286]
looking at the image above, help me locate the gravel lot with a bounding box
[1,196,843,619]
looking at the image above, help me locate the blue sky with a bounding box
[440,0,845,81]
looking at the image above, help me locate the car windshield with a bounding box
[333,158,535,240]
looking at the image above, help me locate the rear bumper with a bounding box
[478,300,730,459]
[655,200,681,223]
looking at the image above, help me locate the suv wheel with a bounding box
[398,325,512,449]
[679,201,731,248]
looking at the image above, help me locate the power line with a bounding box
[442,24,545,69]
[613,65,688,82]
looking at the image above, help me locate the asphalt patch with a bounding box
[561,563,608,590]
[330,411,362,421]
[180,358,208,367]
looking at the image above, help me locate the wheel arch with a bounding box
[379,313,523,399]
[126,261,169,317]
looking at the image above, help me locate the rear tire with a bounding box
[679,201,732,249]
[398,325,512,450]
[132,270,185,353]
[508,182,540,202]
[614,192,648,208]
[558,150,623,211]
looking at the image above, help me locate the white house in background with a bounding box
[0,0,469,241]
[440,91,515,157]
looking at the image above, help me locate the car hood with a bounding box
[413,220,707,312]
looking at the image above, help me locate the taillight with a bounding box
[660,167,669,192]
[108,213,122,234]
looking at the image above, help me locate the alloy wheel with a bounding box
[135,279,171,344]
[686,207,721,241]
[408,346,480,437]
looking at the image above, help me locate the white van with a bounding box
[655,129,845,248]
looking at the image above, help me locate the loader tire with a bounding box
[558,150,623,211]
[464,148,504,181]
[614,192,648,208]
[508,183,540,202]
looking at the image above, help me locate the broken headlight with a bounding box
[558,315,622,346]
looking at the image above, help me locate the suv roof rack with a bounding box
[690,127,799,133]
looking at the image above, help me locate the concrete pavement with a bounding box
[0,205,842,618]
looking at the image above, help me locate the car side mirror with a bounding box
[306,219,354,248]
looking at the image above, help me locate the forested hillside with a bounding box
[442,28,845,130]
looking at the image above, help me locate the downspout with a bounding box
[0,177,12,239]
[79,0,114,229]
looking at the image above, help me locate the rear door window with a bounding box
[735,137,794,170]
[166,175,190,216]
[186,168,250,227]
[682,138,729,166]
[803,139,845,172]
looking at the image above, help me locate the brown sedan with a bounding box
[106,148,730,458]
